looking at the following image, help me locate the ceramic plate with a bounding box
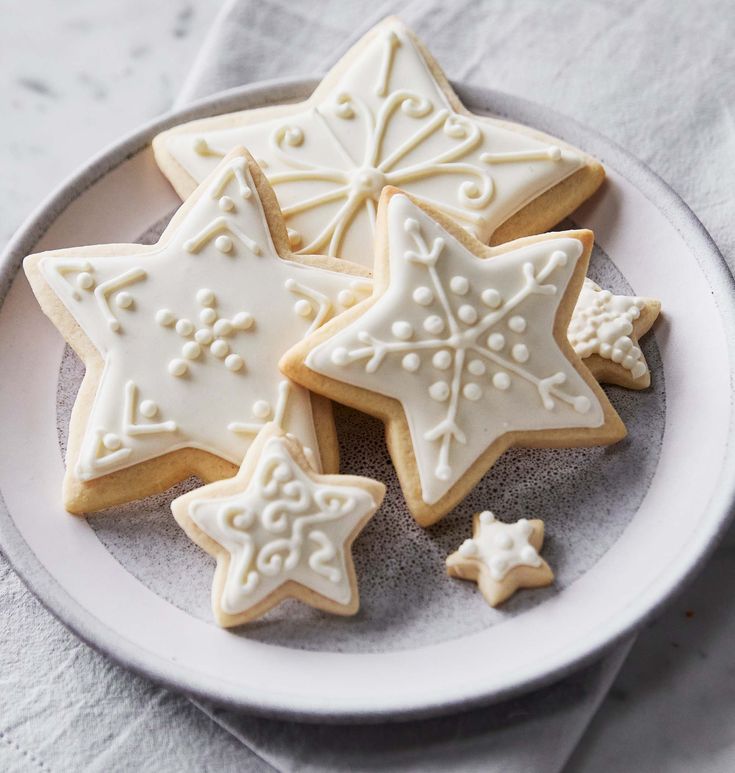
[1,80,734,722]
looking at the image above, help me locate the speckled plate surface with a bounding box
[0,80,733,722]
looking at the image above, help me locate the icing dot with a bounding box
[512,344,530,363]
[102,433,121,451]
[211,339,229,358]
[493,372,511,390]
[215,235,233,253]
[459,539,478,558]
[402,353,420,372]
[273,463,291,482]
[195,328,213,345]
[479,511,494,524]
[517,518,533,535]
[436,464,451,481]
[331,347,349,365]
[490,557,508,579]
[463,383,482,401]
[182,341,201,360]
[76,272,94,290]
[115,292,133,309]
[197,288,216,307]
[508,315,527,333]
[176,319,194,337]
[424,315,444,334]
[391,321,413,340]
[287,228,302,249]
[156,309,174,327]
[520,545,539,563]
[458,304,478,324]
[468,359,486,376]
[225,354,244,372]
[548,145,562,161]
[338,290,356,307]
[495,532,513,550]
[450,276,469,295]
[214,319,233,337]
[432,350,452,370]
[218,195,235,212]
[294,299,313,317]
[574,395,592,413]
[413,286,434,306]
[429,381,450,402]
[168,359,188,377]
[252,400,272,419]
[487,332,505,351]
[139,400,158,419]
[232,312,254,330]
[481,288,502,308]
[199,308,217,325]
[551,250,568,266]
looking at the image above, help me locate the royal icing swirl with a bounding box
[187,434,381,615]
[157,20,584,267]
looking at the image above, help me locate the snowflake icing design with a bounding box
[305,195,606,506]
[161,21,583,267]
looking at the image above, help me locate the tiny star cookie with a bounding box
[171,424,385,626]
[281,189,626,526]
[446,510,553,607]
[23,149,370,514]
[152,17,604,269]
[569,279,661,389]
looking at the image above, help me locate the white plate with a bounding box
[1,80,734,722]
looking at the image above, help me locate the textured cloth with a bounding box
[2,0,734,771]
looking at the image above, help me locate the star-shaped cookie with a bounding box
[153,17,604,268]
[24,149,370,513]
[569,279,661,389]
[171,423,385,626]
[446,510,553,607]
[281,189,626,526]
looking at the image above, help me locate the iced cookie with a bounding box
[446,510,553,607]
[171,423,385,626]
[281,188,626,526]
[569,279,661,389]
[23,149,370,514]
[153,17,604,269]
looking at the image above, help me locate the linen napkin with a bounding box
[179,1,635,770]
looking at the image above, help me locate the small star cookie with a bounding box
[446,511,553,607]
[569,279,661,389]
[171,424,385,626]
[153,17,604,268]
[23,149,370,513]
[281,188,626,526]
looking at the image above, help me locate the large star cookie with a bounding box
[446,510,554,607]
[153,17,604,269]
[281,189,626,525]
[569,279,661,389]
[171,424,385,626]
[24,150,370,514]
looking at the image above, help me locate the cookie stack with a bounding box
[23,19,660,624]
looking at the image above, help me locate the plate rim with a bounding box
[1,77,734,723]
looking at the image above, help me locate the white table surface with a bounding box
[1,1,734,771]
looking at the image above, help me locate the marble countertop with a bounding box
[1,1,734,771]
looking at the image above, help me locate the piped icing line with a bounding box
[155,19,592,267]
[171,426,385,626]
[284,190,625,524]
[446,510,553,607]
[569,278,660,385]
[26,150,371,499]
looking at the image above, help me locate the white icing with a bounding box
[569,279,650,380]
[305,194,605,505]
[460,511,542,581]
[40,156,369,482]
[161,21,584,267]
[188,435,379,614]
